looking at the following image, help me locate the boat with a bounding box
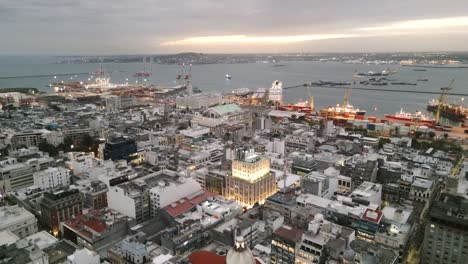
[414,69,427,72]
[320,104,366,119]
[417,79,429,82]
[225,74,232,80]
[385,109,435,124]
[231,88,250,95]
[427,99,467,122]
[278,99,314,113]
[391,82,417,86]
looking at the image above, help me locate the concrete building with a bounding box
[40,189,83,233]
[150,176,203,210]
[226,149,277,207]
[296,214,355,264]
[61,208,133,256]
[67,248,100,264]
[421,193,468,264]
[0,158,34,192]
[176,93,222,109]
[300,171,337,199]
[0,205,38,239]
[191,104,253,137]
[107,170,190,223]
[33,167,71,190]
[270,225,303,264]
[10,130,44,149]
[65,152,95,175]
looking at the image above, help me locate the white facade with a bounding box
[33,167,70,190]
[266,138,285,156]
[176,94,222,109]
[67,248,100,264]
[107,185,138,219]
[150,177,202,209]
[0,205,38,239]
[65,152,94,175]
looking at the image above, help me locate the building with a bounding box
[61,209,133,256]
[270,225,303,264]
[10,130,44,149]
[205,169,228,196]
[107,170,190,223]
[104,137,138,161]
[0,205,38,239]
[150,176,203,211]
[226,149,277,207]
[191,104,253,137]
[33,167,71,190]
[176,93,223,109]
[421,193,468,264]
[40,189,83,233]
[0,158,34,192]
[356,208,383,244]
[296,214,355,264]
[67,248,100,264]
[108,234,150,264]
[65,152,95,175]
[300,171,337,199]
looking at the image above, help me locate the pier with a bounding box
[283,84,468,96]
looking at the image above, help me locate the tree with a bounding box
[378,138,391,149]
[62,136,74,152]
[427,131,436,139]
[38,139,59,157]
[443,133,448,140]
[414,131,423,139]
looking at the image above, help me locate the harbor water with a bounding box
[1,56,466,119]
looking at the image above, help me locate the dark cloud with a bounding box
[1,0,468,54]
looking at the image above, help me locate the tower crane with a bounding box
[436,79,454,124]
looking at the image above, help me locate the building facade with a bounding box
[40,189,83,234]
[33,167,71,190]
[0,205,38,239]
[226,150,276,208]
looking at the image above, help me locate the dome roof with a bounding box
[226,236,256,264]
[343,248,356,261]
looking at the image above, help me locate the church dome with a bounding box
[226,236,256,264]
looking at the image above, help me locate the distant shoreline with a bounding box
[401,65,468,69]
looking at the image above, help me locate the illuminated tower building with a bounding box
[226,149,276,208]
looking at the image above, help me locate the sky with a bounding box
[1,0,468,54]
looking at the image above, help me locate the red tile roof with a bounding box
[164,191,215,218]
[189,251,262,264]
[63,210,108,238]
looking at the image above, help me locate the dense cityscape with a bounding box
[0,68,466,264]
[2,1,468,264]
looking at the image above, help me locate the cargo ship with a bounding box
[385,109,435,124]
[426,99,467,122]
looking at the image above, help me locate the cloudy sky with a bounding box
[2,0,468,54]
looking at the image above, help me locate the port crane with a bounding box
[436,79,454,124]
[134,57,153,86]
[342,73,358,112]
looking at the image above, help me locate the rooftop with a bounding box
[210,104,242,116]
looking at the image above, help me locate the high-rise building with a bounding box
[226,149,276,208]
[40,189,83,234]
[103,136,137,161]
[421,193,468,264]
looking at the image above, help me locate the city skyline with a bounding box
[2,0,468,54]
